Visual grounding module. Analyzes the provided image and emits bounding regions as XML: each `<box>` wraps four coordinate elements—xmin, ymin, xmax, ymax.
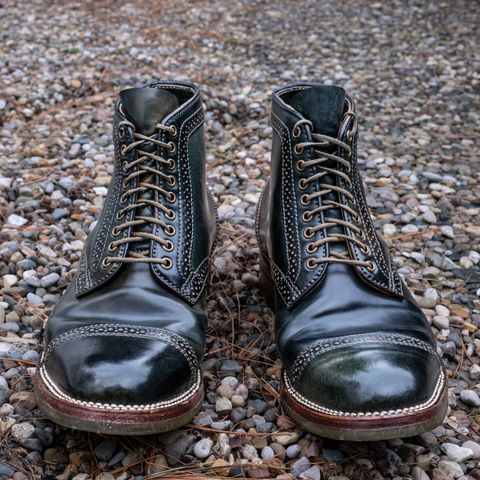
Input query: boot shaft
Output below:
<box><xmin>75</xmin><ymin>81</ymin><xmax>216</xmax><ymax>303</ymax></box>
<box><xmin>257</xmin><ymin>83</ymin><xmax>403</xmax><ymax>308</ymax></box>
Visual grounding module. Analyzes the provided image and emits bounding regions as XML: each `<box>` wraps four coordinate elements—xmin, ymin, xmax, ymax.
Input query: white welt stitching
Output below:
<box><xmin>284</xmin><ymin>368</ymin><xmax>445</xmax><ymax>417</ymax></box>
<box><xmin>39</xmin><ymin>364</ymin><xmax>201</xmax><ymax>411</ymax></box>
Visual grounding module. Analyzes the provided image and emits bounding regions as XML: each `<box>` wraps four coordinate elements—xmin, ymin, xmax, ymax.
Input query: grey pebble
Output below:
<box><xmin>229</xmin><ymin>407</ymin><xmax>246</xmax><ymax>423</ymax></box>
<box><xmin>300</xmin><ymin>465</ymin><xmax>322</xmax><ymax>480</ymax></box>
<box><xmin>94</xmin><ymin>439</ymin><xmax>118</xmax><ymax>462</ymax></box>
<box><xmin>210</xmin><ymin>420</ymin><xmax>232</xmax><ymax>430</ymax></box>
<box><xmin>286</xmin><ymin>444</ymin><xmax>301</xmax><ymax>459</ymax></box>
<box><xmin>40</xmin><ymin>272</ymin><xmax>60</xmax><ymax>288</ymax></box>
<box><xmin>193</xmin><ymin>438</ymin><xmax>213</xmax><ymax>459</ymax></box>
<box><xmin>0</xmin><ymin>463</ymin><xmax>14</xmax><ymax>478</ymax></box>
<box><xmin>215</xmin><ymin>397</ymin><xmax>232</xmax><ymax>414</ymax></box>
<box><xmin>219</xmin><ymin>359</ymin><xmax>242</xmax><ymax>372</ymax></box>
<box><xmin>460</xmin><ymin>390</ymin><xmax>480</xmax><ymax>407</ymax></box>
<box><xmin>256</xmin><ymin>422</ymin><xmax>273</xmax><ymax>433</ymax></box>
<box><xmin>221</xmin><ymin>376</ymin><xmax>239</xmax><ymax>389</ymax></box>
<box><xmin>11</xmin><ymin>422</ymin><xmax>35</xmax><ymax>440</ymax></box>
<box><xmin>291</xmin><ymin>456</ymin><xmax>311</xmax><ymax>478</ymax></box>
<box><xmin>0</xmin><ymin>322</ymin><xmax>20</xmax><ymax>333</ymax></box>
<box><xmin>27</xmin><ymin>292</ymin><xmax>43</xmax><ymax>305</ymax></box>
<box><xmin>440</xmin><ymin>442</ymin><xmax>473</xmax><ymax>463</ymax></box>
<box><xmin>22</xmin><ymin>350</ymin><xmax>39</xmax><ymax>362</ymax></box>
<box><xmin>52</xmin><ymin>208</ymin><xmax>69</xmax><ymax>220</ymax></box>
<box><xmin>322</xmin><ymin>448</ymin><xmax>344</xmax><ymax>462</ymax></box>
<box><xmin>260</xmin><ymin>446</ymin><xmax>275</xmax><ymax>460</ymax></box>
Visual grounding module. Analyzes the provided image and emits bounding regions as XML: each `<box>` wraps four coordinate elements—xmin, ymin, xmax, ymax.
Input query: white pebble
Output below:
<box><xmin>193</xmin><ymin>438</ymin><xmax>213</xmax><ymax>459</ymax></box>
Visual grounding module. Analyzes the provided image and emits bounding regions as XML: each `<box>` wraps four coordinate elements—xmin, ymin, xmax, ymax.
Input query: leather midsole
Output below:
<box><xmin>34</xmin><ymin>371</ymin><xmax>204</xmax><ymax>424</ymax></box>
<box><xmin>281</xmin><ymin>379</ymin><xmax>448</xmax><ymax>430</ymax></box>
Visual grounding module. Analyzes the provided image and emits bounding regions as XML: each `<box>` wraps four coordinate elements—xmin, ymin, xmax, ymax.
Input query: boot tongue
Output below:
<box><xmin>120</xmin><ymin>87</ymin><xmax>179</xmax><ymax>135</ymax></box>
<box><xmin>289</xmin><ymin>85</ymin><xmax>345</xmax><ymax>137</ymax></box>
<box><xmin>289</xmin><ymin>86</ymin><xmax>349</xmax><ymax>257</ymax></box>
<box><xmin>119</xmin><ymin>87</ymin><xmax>179</xmax><ymax>254</ymax></box>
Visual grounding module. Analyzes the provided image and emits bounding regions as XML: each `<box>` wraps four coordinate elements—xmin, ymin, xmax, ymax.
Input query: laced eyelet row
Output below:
<box><xmin>291</xmin><ymin>118</ymin><xmax>375</xmax><ymax>274</ymax></box>
<box><xmin>161</xmin><ymin>257</ymin><xmax>173</xmax><ymax>269</ymax></box>
<box><xmin>294</xmin><ymin>144</ymin><xmax>304</xmax><ymax>155</ymax></box>
<box><xmin>102</xmin><ymin>121</ymin><xmax>179</xmax><ymax>270</ymax></box>
<box><xmin>299</xmin><ymin>178</ymin><xmax>308</xmax><ymax>190</ymax></box>
<box><xmin>102</xmin><ymin>255</ymin><xmax>173</xmax><ymax>270</ymax></box>
<box><xmin>300</xmin><ymin>194</ymin><xmax>310</xmax><ymax>206</ymax></box>
<box><xmin>304</xmin><ymin>227</ymin><xmax>314</xmax><ymax>239</ymax></box>
<box><xmin>306</xmin><ymin>258</ymin><xmax>375</xmax><ymax>272</ymax></box>
<box><xmin>292</xmin><ymin>125</ymin><xmax>302</xmax><ymax>139</ymax></box>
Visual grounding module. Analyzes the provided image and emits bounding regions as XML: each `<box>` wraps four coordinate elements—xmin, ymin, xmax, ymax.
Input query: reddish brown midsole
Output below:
<box><xmin>282</xmin><ymin>382</ymin><xmax>448</xmax><ymax>430</ymax></box>
<box><xmin>34</xmin><ymin>372</ymin><xmax>203</xmax><ymax>425</ymax></box>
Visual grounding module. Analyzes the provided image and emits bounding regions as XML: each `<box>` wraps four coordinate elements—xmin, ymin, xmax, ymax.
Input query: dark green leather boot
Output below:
<box><xmin>35</xmin><ymin>81</ymin><xmax>217</xmax><ymax>434</ymax></box>
<box><xmin>256</xmin><ymin>83</ymin><xmax>447</xmax><ymax>441</ymax></box>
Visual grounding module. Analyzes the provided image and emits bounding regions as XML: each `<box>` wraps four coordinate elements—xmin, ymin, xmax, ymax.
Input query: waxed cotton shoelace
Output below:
<box><xmin>103</xmin><ymin>120</ymin><xmax>177</xmax><ymax>270</ymax></box>
<box><xmin>293</xmin><ymin>118</ymin><xmax>375</xmax><ymax>271</ymax></box>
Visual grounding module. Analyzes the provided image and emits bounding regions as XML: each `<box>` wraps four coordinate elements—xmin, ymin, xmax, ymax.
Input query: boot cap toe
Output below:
<box><xmin>40</xmin><ymin>324</ymin><xmax>200</xmax><ymax>407</ymax></box>
<box><xmin>287</xmin><ymin>334</ymin><xmax>444</xmax><ymax>415</ymax></box>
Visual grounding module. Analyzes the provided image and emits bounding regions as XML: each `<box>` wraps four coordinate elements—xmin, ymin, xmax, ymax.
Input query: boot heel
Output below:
<box><xmin>259</xmin><ymin>253</ymin><xmax>275</xmax><ymax>309</ymax></box>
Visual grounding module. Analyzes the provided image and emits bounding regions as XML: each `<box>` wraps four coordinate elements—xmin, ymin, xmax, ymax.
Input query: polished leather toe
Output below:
<box><xmin>291</xmin><ymin>340</ymin><xmax>443</xmax><ymax>414</ymax></box>
<box><xmin>43</xmin><ymin>333</ymin><xmax>196</xmax><ymax>405</ymax></box>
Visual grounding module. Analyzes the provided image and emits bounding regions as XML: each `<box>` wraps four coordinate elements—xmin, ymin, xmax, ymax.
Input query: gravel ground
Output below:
<box><xmin>1</xmin><ymin>0</ymin><xmax>479</xmax><ymax>479</ymax></box>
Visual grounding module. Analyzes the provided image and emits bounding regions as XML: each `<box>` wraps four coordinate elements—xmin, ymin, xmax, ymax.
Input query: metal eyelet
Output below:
<box><xmin>165</xmin><ymin>225</ymin><xmax>176</xmax><ymax>236</ymax></box>
<box><xmin>366</xmin><ymin>261</ymin><xmax>376</xmax><ymax>272</ymax></box>
<box><xmin>304</xmin><ymin>227</ymin><xmax>314</xmax><ymax>239</ymax></box>
<box><xmin>307</xmin><ymin>243</ymin><xmax>318</xmax><ymax>254</ymax></box>
<box><xmin>120</xmin><ymin>193</ymin><xmax>128</xmax><ymax>204</ymax></box>
<box><xmin>122</xmin><ymin>161</ymin><xmax>129</xmax><ymax>172</ymax></box>
<box><xmin>294</xmin><ymin>144</ymin><xmax>304</xmax><ymax>155</ymax></box>
<box><xmin>163</xmin><ymin>240</ymin><xmax>174</xmax><ymax>252</ymax></box>
<box><xmin>102</xmin><ymin>257</ymin><xmax>111</xmax><ymax>268</ymax></box>
<box><xmin>300</xmin><ymin>194</ymin><xmax>310</xmax><ymax>206</ymax></box>
<box><xmin>168</xmin><ymin>141</ymin><xmax>176</xmax><ymax>153</ymax></box>
<box><xmin>352</xmin><ymin>213</ymin><xmax>360</xmax><ymax>223</ymax></box>
<box><xmin>167</xmin><ymin>159</ymin><xmax>176</xmax><ymax>169</ymax></box>
<box><xmin>108</xmin><ymin>242</ymin><xmax>117</xmax><ymax>252</ymax></box>
<box><xmin>167</xmin><ymin>176</ymin><xmax>176</xmax><ymax>187</ymax></box>
<box><xmin>303</xmin><ymin>211</ymin><xmax>313</xmax><ymax>222</ymax></box>
<box><xmin>351</xmin><ymin>197</ymin><xmax>356</xmax><ymax>206</ymax></box>
<box><xmin>118</xmin><ymin>126</ymin><xmax>126</xmax><ymax>140</ymax></box>
<box><xmin>360</xmin><ymin>245</ymin><xmax>370</xmax><ymax>255</ymax></box>
<box><xmin>167</xmin><ymin>192</ymin><xmax>176</xmax><ymax>203</ymax></box>
<box><xmin>112</xmin><ymin>226</ymin><xmax>121</xmax><ymax>236</ymax></box>
<box><xmin>299</xmin><ymin>178</ymin><xmax>308</xmax><ymax>190</ymax></box>
<box><xmin>116</xmin><ymin>210</ymin><xmax>125</xmax><ymax>220</ymax></box>
<box><xmin>306</xmin><ymin>258</ymin><xmax>317</xmax><ymax>270</ymax></box>
<box><xmin>121</xmin><ymin>144</ymin><xmax>128</xmax><ymax>157</ymax></box>
<box><xmin>292</xmin><ymin>125</ymin><xmax>301</xmax><ymax>138</ymax></box>
<box><xmin>347</xmin><ymin>130</ymin><xmax>354</xmax><ymax>142</ymax></box>
<box><xmin>357</xmin><ymin>230</ymin><xmax>365</xmax><ymax>240</ymax></box>
<box><xmin>166</xmin><ymin>210</ymin><xmax>176</xmax><ymax>220</ymax></box>
<box><xmin>122</xmin><ymin>178</ymin><xmax>129</xmax><ymax>188</ymax></box>
<box><xmin>297</xmin><ymin>160</ymin><xmax>306</xmax><ymax>172</ymax></box>
<box><xmin>346</xmin><ymin>164</ymin><xmax>352</xmax><ymax>172</ymax></box>
<box><xmin>169</xmin><ymin>125</ymin><xmax>177</xmax><ymax>137</ymax></box>
<box><xmin>162</xmin><ymin>257</ymin><xmax>173</xmax><ymax>269</ymax></box>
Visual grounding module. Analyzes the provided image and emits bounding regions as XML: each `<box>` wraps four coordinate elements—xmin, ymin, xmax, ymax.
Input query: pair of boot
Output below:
<box><xmin>34</xmin><ymin>81</ymin><xmax>447</xmax><ymax>441</ymax></box>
